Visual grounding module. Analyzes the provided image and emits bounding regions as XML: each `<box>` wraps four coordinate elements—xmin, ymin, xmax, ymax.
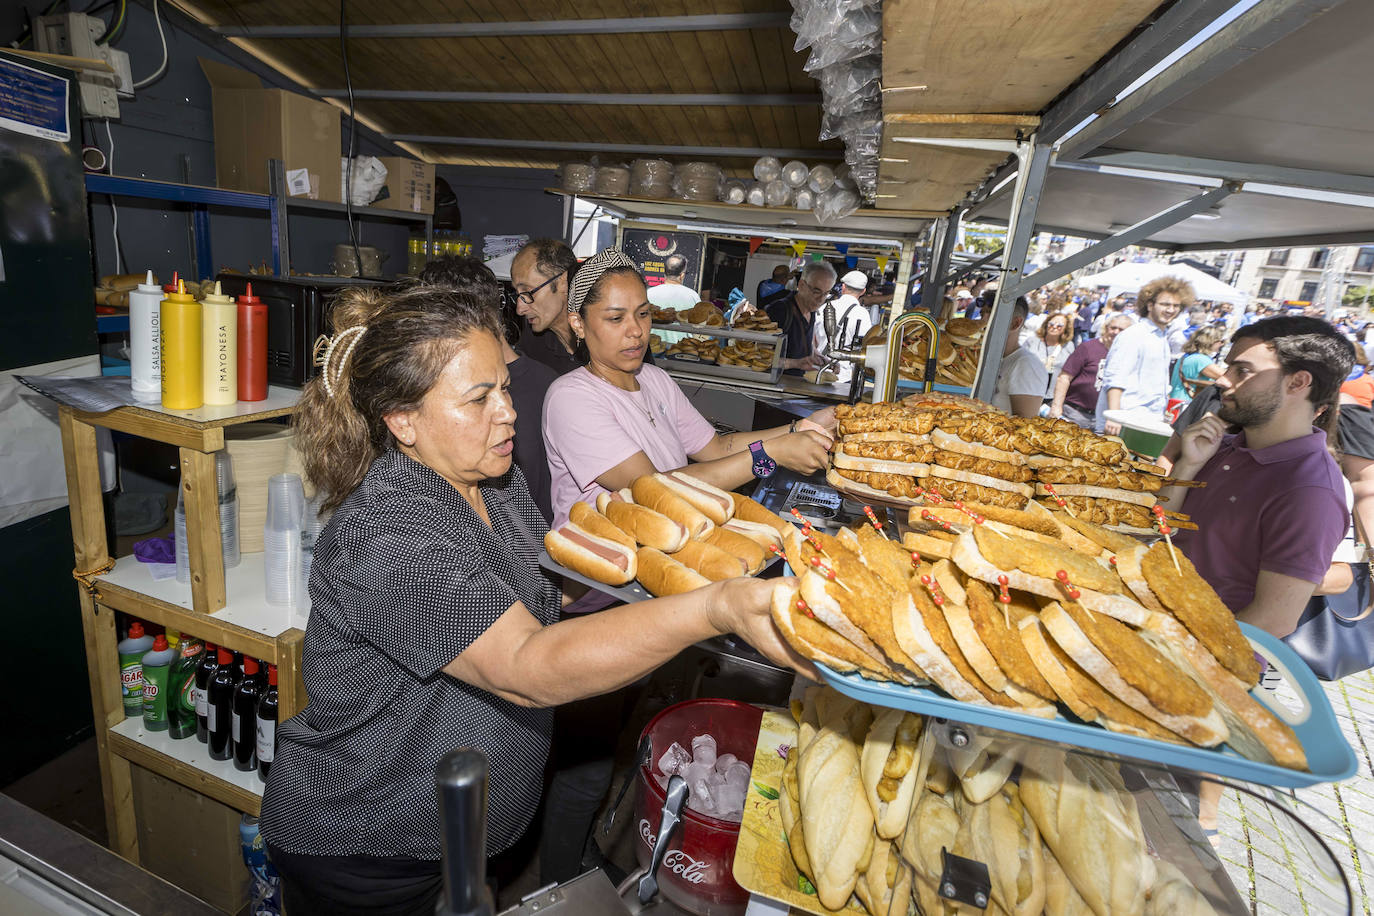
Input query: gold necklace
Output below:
<box><xmin>588</xmin><ymin>363</ymin><xmax>655</xmax><ymax>426</ymax></box>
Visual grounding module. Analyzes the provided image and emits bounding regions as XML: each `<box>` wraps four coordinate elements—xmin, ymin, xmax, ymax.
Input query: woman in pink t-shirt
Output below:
<box><xmin>542</xmin><ymin>249</ymin><xmax>836</xmax><ymax>525</ymax></box>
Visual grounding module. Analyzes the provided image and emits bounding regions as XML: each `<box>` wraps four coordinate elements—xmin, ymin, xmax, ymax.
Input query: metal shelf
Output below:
<box><xmin>284</xmin><ymin>195</ymin><xmax>434</xmax><ymax>222</ymax></box>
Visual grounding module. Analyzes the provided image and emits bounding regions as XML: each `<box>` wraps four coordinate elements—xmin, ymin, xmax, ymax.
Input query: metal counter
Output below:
<box><xmin>0</xmin><ymin>794</ymin><xmax>220</xmax><ymax>916</ymax></box>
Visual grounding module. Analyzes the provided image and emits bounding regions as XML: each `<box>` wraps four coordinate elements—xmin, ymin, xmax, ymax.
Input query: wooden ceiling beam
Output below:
<box><xmin>383</xmin><ymin>135</ymin><xmax>844</xmax><ymax>159</ymax></box>
<box><xmin>312</xmin><ymin>90</ymin><xmax>821</xmax><ymax>106</ymax></box>
<box><xmin>215</xmin><ymin>13</ymin><xmax>791</xmax><ymax>39</ymax></box>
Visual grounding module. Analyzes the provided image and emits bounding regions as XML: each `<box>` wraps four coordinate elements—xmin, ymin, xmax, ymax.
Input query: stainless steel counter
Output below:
<box><xmin>0</xmin><ymin>794</ymin><xmax>220</xmax><ymax>916</ymax></box>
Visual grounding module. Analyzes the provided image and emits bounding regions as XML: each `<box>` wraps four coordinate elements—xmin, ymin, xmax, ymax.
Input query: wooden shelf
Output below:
<box><xmin>96</xmin><ymin>553</ymin><xmax>306</xmax><ymax>664</ymax></box>
<box><xmin>70</xmin><ymin>386</ymin><xmax>299</xmax><ymax>451</ymax></box>
<box><xmin>108</xmin><ymin>717</ymin><xmax>263</xmax><ymax>815</ymax></box>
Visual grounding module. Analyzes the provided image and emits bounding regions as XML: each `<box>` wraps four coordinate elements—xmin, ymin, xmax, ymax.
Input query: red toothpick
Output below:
<box><xmin>1055</xmin><ymin>569</ymin><xmax>1081</xmax><ymax>600</ymax></box>
<box><xmin>1154</xmin><ymin>509</ymin><xmax>1182</xmax><ymax>574</ymax></box>
<box><xmin>795</xmin><ymin>597</ymin><xmax>815</xmax><ymax>619</ymax></box>
<box><xmin>997</xmin><ymin>574</ymin><xmax>1012</xmax><ymax>626</ymax></box>
<box><xmin>920</xmin><ymin>574</ymin><xmax>945</xmax><ymax>606</ymax></box>
<box><xmin>810</xmin><ymin>555</ymin><xmax>851</xmax><ymax>591</ymax></box>
<box><xmin>1044</xmin><ymin>482</ymin><xmax>1077</xmax><ymax>518</ymax></box>
<box><xmin>1108</xmin><ymin>555</ymin><xmax>1118</xmax><ymax>566</ymax></box>
<box><xmin>863</xmin><ymin>506</ymin><xmax>889</xmax><ymax>539</ymax></box>
<box><xmin>910</xmin><ymin>551</ymin><xmax>922</xmax><ymax>569</ymax></box>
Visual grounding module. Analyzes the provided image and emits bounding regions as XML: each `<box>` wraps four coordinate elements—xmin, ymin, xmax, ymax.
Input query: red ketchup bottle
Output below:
<box><xmin>236</xmin><ymin>282</ymin><xmax>268</xmax><ymax>401</ymax></box>
<box><xmin>162</xmin><ymin>270</ymin><xmax>180</xmax><ymax>295</ymax></box>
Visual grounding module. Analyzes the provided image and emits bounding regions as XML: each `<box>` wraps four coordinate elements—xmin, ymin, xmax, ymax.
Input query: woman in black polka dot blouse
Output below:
<box><xmin>256</xmin><ymin>283</ymin><xmax>807</xmax><ymax>915</ymax></box>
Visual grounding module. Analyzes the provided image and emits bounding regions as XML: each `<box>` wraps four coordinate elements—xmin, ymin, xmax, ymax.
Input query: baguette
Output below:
<box><xmin>931</xmin><ymin>426</ymin><xmax>1026</xmax><ymax>465</ymax></box>
<box><xmin>700</xmin><ymin>526</ymin><xmax>766</xmax><ymax>575</ymax></box>
<box><xmin>729</xmin><ymin>492</ymin><xmax>789</xmax><ymax>536</ymax></box>
<box><xmin>1019</xmin><ymin>747</ymin><xmax>1152</xmax><ymax>916</ymax></box>
<box><xmin>954</xmin><ymin>784</ymin><xmax>1046</xmax><ymax>916</ymax></box>
<box><xmin>1044</xmin><ymin>842</ymin><xmax>1095</xmax><ymax>916</ymax></box>
<box><xmin>903</xmin><ymin>793</ymin><xmax>962</xmax><ymax>916</ymax></box>
<box><xmin>602</xmin><ymin>500</ymin><xmax>689</xmax><ymax>552</ymax></box>
<box><xmin>853</xmin><ymin>839</ymin><xmax>912</xmax><ymax>916</ymax></box>
<box><xmin>670</xmin><ymin>539</ymin><xmax>746</xmax><ymax>581</ymax></box>
<box><xmin>947</xmin><ymin>736</ymin><xmax>1021</xmax><ymax>804</ymax></box>
<box><xmin>1034</xmin><ymin>482</ymin><xmax>1159</xmax><ymax>508</ymax></box>
<box><xmin>796</xmin><ymin>689</ymin><xmax>874</xmax><ymax>911</ymax></box>
<box><xmin>633</xmin><ymin>474</ymin><xmax>714</xmax><ymax>538</ymax></box>
<box><xmin>544</xmin><ymin>522</ymin><xmax>637</xmax><ymax>586</ymax></box>
<box><xmin>859</xmin><ymin>708</ymin><xmax>928</xmax><ymax>839</ymax></box>
<box><xmin>635</xmin><ymin>547</ymin><xmax>710</xmax><ymax>596</ymax></box>
<box><xmin>832</xmin><ymin>448</ymin><xmax>931</xmax><ymax>479</ymax></box>
<box><xmin>568</xmin><ymin>501</ymin><xmax>636</xmax><ymax>551</ymax></box>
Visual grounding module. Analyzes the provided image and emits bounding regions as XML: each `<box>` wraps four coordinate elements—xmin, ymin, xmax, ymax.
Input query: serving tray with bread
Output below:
<box><xmin>735</xmin><ymin>687</ymin><xmax>1270</xmax><ymax>916</ymax></box>
<box><xmin>541</xmin><ymin>471</ymin><xmax>791</xmax><ymax>599</ymax></box>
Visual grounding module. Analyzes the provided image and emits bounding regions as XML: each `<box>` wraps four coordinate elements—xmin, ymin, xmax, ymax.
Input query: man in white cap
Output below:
<box><xmin>813</xmin><ymin>269</ymin><xmax>873</xmax><ymax>383</ymax></box>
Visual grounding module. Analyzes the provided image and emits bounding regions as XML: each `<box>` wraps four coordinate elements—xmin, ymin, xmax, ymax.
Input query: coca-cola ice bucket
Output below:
<box><xmin>634</xmin><ymin>699</ymin><xmax>763</xmax><ymax>916</ymax></box>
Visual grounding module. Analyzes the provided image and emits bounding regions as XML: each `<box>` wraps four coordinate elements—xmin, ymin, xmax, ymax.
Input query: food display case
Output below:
<box><xmin>652</xmin><ymin>321</ymin><xmax>787</xmax><ymax>386</ymax></box>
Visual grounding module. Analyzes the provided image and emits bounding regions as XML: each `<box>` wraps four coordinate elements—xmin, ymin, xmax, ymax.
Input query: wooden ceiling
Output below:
<box><xmin>181</xmin><ymin>0</ymin><xmax>839</xmax><ymax>171</ymax></box>
<box><xmin>180</xmin><ymin>0</ymin><xmax>1169</xmax><ymax>213</ymax></box>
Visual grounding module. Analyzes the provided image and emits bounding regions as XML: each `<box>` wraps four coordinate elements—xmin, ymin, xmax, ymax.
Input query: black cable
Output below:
<box><xmin>339</xmin><ymin>0</ymin><xmax>362</xmax><ymax>278</ymax></box>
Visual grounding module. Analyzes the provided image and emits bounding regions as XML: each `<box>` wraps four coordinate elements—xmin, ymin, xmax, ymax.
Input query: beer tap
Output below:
<box><xmin>819</xmin><ymin>297</ymin><xmax>871</xmax><ymax>404</ymax></box>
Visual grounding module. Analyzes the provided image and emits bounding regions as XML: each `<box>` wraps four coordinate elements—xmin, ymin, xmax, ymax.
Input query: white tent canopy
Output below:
<box><xmin>1076</xmin><ymin>261</ymin><xmax>1249</xmax><ymax>305</ymax></box>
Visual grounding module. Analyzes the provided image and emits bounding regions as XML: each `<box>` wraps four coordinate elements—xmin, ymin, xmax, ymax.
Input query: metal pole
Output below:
<box><xmin>973</xmin><ymin>140</ymin><xmax>1053</xmax><ymax>404</ymax></box>
<box><xmin>269</xmin><ymin>158</ymin><xmax>290</xmax><ymax>277</ymax></box>
<box><xmin>927</xmin><ymin>209</ymin><xmax>962</xmax><ymax>313</ymax></box>
<box><xmin>888</xmin><ymin>238</ymin><xmax>916</xmax><ymax>330</ymax></box>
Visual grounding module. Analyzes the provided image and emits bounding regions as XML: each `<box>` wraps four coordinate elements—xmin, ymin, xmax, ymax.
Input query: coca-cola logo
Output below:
<box><xmin>637</xmin><ymin>819</ymin><xmax>708</xmax><ymax>885</ymax></box>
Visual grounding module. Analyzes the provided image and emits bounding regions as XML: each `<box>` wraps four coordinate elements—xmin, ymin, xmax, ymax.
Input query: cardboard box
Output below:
<box><xmin>199</xmin><ymin>58</ymin><xmax>341</xmax><ymax>202</ymax></box>
<box><xmin>131</xmin><ymin>763</ymin><xmax>251</xmax><ymax>913</ymax></box>
<box><xmin>370</xmin><ymin>155</ymin><xmax>436</xmax><ymax>214</ymax></box>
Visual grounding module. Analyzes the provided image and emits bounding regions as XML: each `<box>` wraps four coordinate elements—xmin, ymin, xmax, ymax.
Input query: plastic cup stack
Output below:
<box><xmin>217</xmin><ymin>451</ymin><xmax>241</xmax><ymax>570</ymax></box>
<box><xmin>174</xmin><ymin>488</ymin><xmax>190</xmax><ymax>584</ymax></box>
<box><xmin>264</xmin><ymin>474</ymin><xmax>305</xmax><ymax>607</ymax></box>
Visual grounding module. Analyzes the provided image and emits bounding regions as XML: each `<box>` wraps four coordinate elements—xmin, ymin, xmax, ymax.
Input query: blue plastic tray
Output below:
<box><xmin>817</xmin><ymin>623</ymin><xmax>1357</xmax><ymax>789</ymax></box>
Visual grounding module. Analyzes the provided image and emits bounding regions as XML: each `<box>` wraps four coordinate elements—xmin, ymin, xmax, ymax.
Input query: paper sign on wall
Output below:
<box><xmin>0</xmin><ymin>57</ymin><xmax>70</xmax><ymax>142</ymax></box>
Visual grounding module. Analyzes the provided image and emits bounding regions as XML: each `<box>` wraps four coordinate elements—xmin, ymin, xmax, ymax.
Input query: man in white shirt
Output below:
<box><xmin>813</xmin><ymin>270</ymin><xmax>873</xmax><ymax>383</ymax></box>
<box><xmin>646</xmin><ymin>254</ymin><xmax>702</xmax><ymax>311</ymax></box>
<box><xmin>992</xmin><ymin>296</ymin><xmax>1048</xmax><ymax>417</ymax></box>
<box><xmin>1095</xmin><ymin>277</ymin><xmax>1192</xmax><ymax>434</ymax></box>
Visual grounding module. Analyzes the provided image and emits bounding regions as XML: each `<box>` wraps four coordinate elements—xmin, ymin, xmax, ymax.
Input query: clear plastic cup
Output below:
<box><xmin>174</xmin><ymin>488</ymin><xmax>189</xmax><ymax>584</ymax></box>
<box><xmin>217</xmin><ymin>451</ymin><xmax>240</xmax><ymax>570</ymax></box>
<box><xmin>264</xmin><ymin>474</ymin><xmax>305</xmax><ymax>607</ymax></box>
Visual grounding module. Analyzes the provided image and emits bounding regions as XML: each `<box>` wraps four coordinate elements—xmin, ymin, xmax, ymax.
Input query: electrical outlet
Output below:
<box><xmin>109</xmin><ymin>48</ymin><xmax>134</xmax><ymax>97</ymax></box>
<box><xmin>34</xmin><ymin>12</ymin><xmax>123</xmax><ymax>119</ymax></box>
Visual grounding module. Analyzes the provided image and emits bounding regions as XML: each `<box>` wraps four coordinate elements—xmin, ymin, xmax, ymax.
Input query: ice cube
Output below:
<box><xmin>707</xmin><ymin>770</ymin><xmax>727</xmax><ymax>790</ymax></box>
<box><xmin>681</xmin><ymin>761</ymin><xmax>711</xmax><ymax>790</ymax></box>
<box><xmin>725</xmin><ymin>761</ymin><xmax>751</xmax><ymax>787</ymax></box>
<box><xmin>658</xmin><ymin>742</ymin><xmax>691</xmax><ymax>777</ymax></box>
<box><xmin>691</xmin><ymin>734</ymin><xmax>717</xmax><ymax>768</ymax></box>
<box><xmin>715</xmin><ymin>783</ymin><xmax>746</xmax><ymax>821</ymax></box>
<box><xmin>688</xmin><ymin>776</ymin><xmax>716</xmax><ymax>815</ymax></box>
<box><xmin>714</xmin><ymin>753</ymin><xmax>738</xmax><ymax>773</ymax></box>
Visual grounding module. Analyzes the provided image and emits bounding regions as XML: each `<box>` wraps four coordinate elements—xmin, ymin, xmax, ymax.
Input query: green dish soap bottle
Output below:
<box><xmin>168</xmin><ymin>635</ymin><xmax>205</xmax><ymax>739</ymax></box>
<box><xmin>141</xmin><ymin>634</ymin><xmax>177</xmax><ymax>731</ymax></box>
<box><xmin>117</xmin><ymin>621</ymin><xmax>154</xmax><ymax>718</ymax></box>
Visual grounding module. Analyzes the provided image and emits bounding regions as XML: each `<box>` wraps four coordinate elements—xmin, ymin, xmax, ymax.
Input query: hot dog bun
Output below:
<box><xmin>672</xmin><ymin>539</ymin><xmax>747</xmax><ymax>581</ymax></box>
<box><xmin>544</xmin><ymin>522</ymin><xmax>637</xmax><ymax>586</ymax></box>
<box><xmin>632</xmin><ymin>474</ymin><xmax>714</xmax><ymax>538</ymax></box>
<box><xmin>723</xmin><ymin>519</ymin><xmax>782</xmax><ymax>552</ymax></box>
<box><xmin>568</xmin><ymin>501</ymin><xmax>636</xmax><ymax>551</ymax></box>
<box><xmin>701</xmin><ymin>526</ymin><xmax>767</xmax><ymax>574</ymax></box>
<box><xmin>664</xmin><ymin>470</ymin><xmax>734</xmax><ymax>525</ymax></box>
<box><xmin>602</xmin><ymin>500</ymin><xmax>689</xmax><ymax>553</ymax></box>
<box><xmin>635</xmin><ymin>547</ymin><xmax>711</xmax><ymax>596</ymax></box>
<box><xmin>594</xmin><ymin>488</ymin><xmax>635</xmax><ymax>514</ymax></box>
<box><xmin>729</xmin><ymin>492</ymin><xmax>789</xmax><ymax>536</ymax></box>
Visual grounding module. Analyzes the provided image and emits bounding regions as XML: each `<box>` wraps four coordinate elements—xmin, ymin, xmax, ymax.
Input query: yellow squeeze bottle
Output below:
<box><xmin>200</xmin><ymin>281</ymin><xmax>238</xmax><ymax>406</ymax></box>
<box><xmin>161</xmin><ymin>279</ymin><xmax>203</xmax><ymax>409</ymax></box>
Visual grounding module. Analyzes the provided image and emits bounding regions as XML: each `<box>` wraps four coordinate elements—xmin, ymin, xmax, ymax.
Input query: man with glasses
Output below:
<box><xmin>511</xmin><ymin>238</ymin><xmax>582</xmax><ymax>375</ymax></box>
<box><xmin>765</xmin><ymin>261</ymin><xmax>836</xmax><ymax>373</ymax></box>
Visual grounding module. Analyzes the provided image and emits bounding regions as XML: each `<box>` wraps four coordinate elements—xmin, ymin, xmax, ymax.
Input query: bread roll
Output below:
<box><xmin>953</xmin><ymin>784</ymin><xmax>1045</xmax><ymax>916</ymax></box>
<box><xmin>670</xmin><ymin>539</ymin><xmax>746</xmax><ymax>581</ymax></box>
<box><xmin>700</xmin><ymin>526</ymin><xmax>767</xmax><ymax>575</ymax></box>
<box><xmin>903</xmin><ymin>792</ymin><xmax>962</xmax><ymax>916</ymax></box>
<box><xmin>797</xmin><ymin>688</ymin><xmax>874</xmax><ymax>911</ymax></box>
<box><xmin>665</xmin><ymin>470</ymin><xmax>734</xmax><ymax>525</ymax></box>
<box><xmin>568</xmin><ymin>501</ymin><xmax>636</xmax><ymax>551</ymax></box>
<box><xmin>602</xmin><ymin>501</ymin><xmax>689</xmax><ymax>553</ymax></box>
<box><xmin>729</xmin><ymin>492</ymin><xmax>789</xmax><ymax>536</ymax></box>
<box><xmin>635</xmin><ymin>547</ymin><xmax>710</xmax><ymax>596</ymax></box>
<box><xmin>544</xmin><ymin>523</ymin><xmax>637</xmax><ymax>586</ymax></box>
<box><xmin>1019</xmin><ymin>747</ymin><xmax>1151</xmax><ymax>916</ymax></box>
<box><xmin>632</xmin><ymin>474</ymin><xmax>714</xmax><ymax>538</ymax></box>
<box><xmin>859</xmin><ymin>708</ymin><xmax>927</xmax><ymax>839</ymax></box>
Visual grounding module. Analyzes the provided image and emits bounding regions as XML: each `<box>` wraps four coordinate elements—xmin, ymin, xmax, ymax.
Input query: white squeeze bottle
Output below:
<box><xmin>129</xmin><ymin>270</ymin><xmax>163</xmax><ymax>403</ymax></box>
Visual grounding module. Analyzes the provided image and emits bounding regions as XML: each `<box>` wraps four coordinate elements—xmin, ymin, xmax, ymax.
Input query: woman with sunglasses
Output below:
<box><xmin>1023</xmin><ymin>309</ymin><xmax>1077</xmax><ymax>398</ymax></box>
<box><xmin>542</xmin><ymin>248</ymin><xmax>836</xmax><ymax>527</ymax></box>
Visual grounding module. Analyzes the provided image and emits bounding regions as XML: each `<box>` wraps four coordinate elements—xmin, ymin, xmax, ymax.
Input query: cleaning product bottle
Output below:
<box><xmin>207</xmin><ymin>646</ymin><xmax>237</xmax><ymax>761</ymax></box>
<box><xmin>168</xmin><ymin>634</ymin><xmax>204</xmax><ymax>740</ymax></box>
<box><xmin>233</xmin><ymin>657</ymin><xmax>264</xmax><ymax>772</ymax></box>
<box><xmin>256</xmin><ymin>664</ymin><xmax>278</xmax><ymax>782</ymax></box>
<box><xmin>141</xmin><ymin>634</ymin><xmax>177</xmax><ymax>731</ymax></box>
<box><xmin>161</xmin><ymin>278</ymin><xmax>203</xmax><ymax>409</ymax></box>
<box><xmin>195</xmin><ymin>641</ymin><xmax>218</xmax><ymax>743</ymax></box>
<box><xmin>129</xmin><ymin>270</ymin><xmax>162</xmax><ymax>404</ymax></box>
<box><xmin>117</xmin><ymin>621</ymin><xmax>155</xmax><ymax>718</ymax></box>
<box><xmin>236</xmin><ymin>283</ymin><xmax>268</xmax><ymax>402</ymax></box>
<box><xmin>201</xmin><ymin>281</ymin><xmax>238</xmax><ymax>406</ymax></box>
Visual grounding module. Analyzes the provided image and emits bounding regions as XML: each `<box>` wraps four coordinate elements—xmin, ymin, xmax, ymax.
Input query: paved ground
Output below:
<box><xmin>1216</xmin><ymin>669</ymin><xmax>1374</xmax><ymax>915</ymax></box>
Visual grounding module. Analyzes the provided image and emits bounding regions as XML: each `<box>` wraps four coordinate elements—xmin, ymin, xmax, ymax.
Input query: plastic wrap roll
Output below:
<box><xmin>593</xmin><ymin>165</ymin><xmax>631</xmax><ymax>196</ymax></box>
<box><xmin>807</xmin><ymin>164</ymin><xmax>836</xmax><ymax>194</ymax></box>
<box><xmin>753</xmin><ymin>156</ymin><xmax>782</xmax><ymax>182</ymax></box>
<box><xmin>630</xmin><ymin>158</ymin><xmax>674</xmax><ymax>198</ymax></box>
<box><xmin>559</xmin><ymin>162</ymin><xmax>596</xmax><ymax>193</ymax></box>
<box><xmin>763</xmin><ymin>178</ymin><xmax>790</xmax><ymax>207</ymax></box>
<box><xmin>721</xmin><ymin>179</ymin><xmax>747</xmax><ymax>204</ymax></box>
<box><xmin>793</xmin><ymin>187</ymin><xmax>816</xmax><ymax>210</ymax></box>
<box><xmin>781</xmin><ymin>159</ymin><xmax>810</xmax><ymax>188</ymax></box>
<box><xmin>814</xmin><ymin>186</ymin><xmax>861</xmax><ymax>223</ymax></box>
<box><xmin>745</xmin><ymin>183</ymin><xmax>767</xmax><ymax>206</ymax></box>
<box><xmin>674</xmin><ymin>161</ymin><xmax>724</xmax><ymax>201</ymax></box>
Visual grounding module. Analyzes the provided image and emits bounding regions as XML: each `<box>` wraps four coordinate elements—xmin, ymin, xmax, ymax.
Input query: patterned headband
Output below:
<box><xmin>567</xmin><ymin>247</ymin><xmax>639</xmax><ymax>314</ymax></box>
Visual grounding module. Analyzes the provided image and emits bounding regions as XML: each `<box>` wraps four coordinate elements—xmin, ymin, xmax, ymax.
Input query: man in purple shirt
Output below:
<box><xmin>1049</xmin><ymin>312</ymin><xmax>1133</xmax><ymax>429</ymax></box>
<box><xmin>1163</xmin><ymin>317</ymin><xmax>1354</xmax><ymax>639</ymax></box>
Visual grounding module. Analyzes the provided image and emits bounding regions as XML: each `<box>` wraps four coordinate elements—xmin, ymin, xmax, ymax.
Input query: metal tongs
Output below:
<box><xmin>637</xmin><ymin>775</ymin><xmax>689</xmax><ymax>905</ymax></box>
